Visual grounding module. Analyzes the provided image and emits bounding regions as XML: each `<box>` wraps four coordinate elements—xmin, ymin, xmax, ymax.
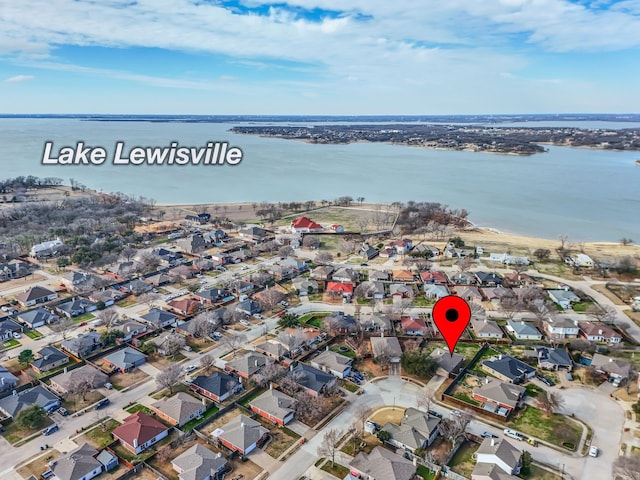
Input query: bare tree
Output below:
<box><xmin>200</xmin><ymin>353</ymin><xmax>215</xmax><ymax>374</ymax></box>
<box><xmin>156</xmin><ymin>364</ymin><xmax>183</xmax><ymax>394</ymax></box>
<box><xmin>139</xmin><ymin>292</ymin><xmax>161</xmax><ymax>308</ymax></box>
<box><xmin>588</xmin><ymin>304</ymin><xmax>618</xmax><ymax>324</ymax></box>
<box><xmin>456</xmin><ymin>257</ymin><xmax>473</xmax><ymax>273</ymax></box>
<box><xmin>257</xmin><ymin>288</ymin><xmax>286</xmax><ymax>311</ymax></box>
<box><xmin>254</xmin><ymin>362</ymin><xmax>286</xmax><ymax>387</ymax></box>
<box><xmin>314</xmin><ymin>252</ymin><xmax>334</xmax><ymax>265</ymax></box>
<box><xmin>317</xmin><ymin>428</ymin><xmax>341</xmax><ymax>466</ymax></box>
<box><xmin>164</xmin><ymin>336</ymin><xmax>186</xmax><ymax>359</ymax></box>
<box><xmin>50</xmin><ymin>316</ymin><xmax>75</xmax><ymax>340</ymax></box>
<box><xmin>440</xmin><ymin>410</ymin><xmax>473</xmax><ymax>446</ymax></box>
<box><xmin>302</xmin><ymin>236</ymin><xmax>320</xmax><ymax>249</ymax></box>
<box><xmin>500</xmin><ymin>290</ymin><xmax>522</xmax><ymax>319</ymax></box>
<box><xmin>190</xmin><ymin>312</ymin><xmax>218</xmax><ymax>338</ymax></box>
<box><xmin>277</xmin><ymin>329</ymin><xmax>307</xmax><ymax>353</ymax></box>
<box><xmin>339</xmin><ymin>238</ymin><xmax>358</xmax><ymax>255</ymax></box>
<box><xmin>469</xmin><ymin>302</ymin><xmax>486</xmax><ymax>319</ymax></box>
<box><xmin>534</xmin><ymin>390</ymin><xmax>564</xmax><ymax>417</ymax></box>
<box><xmin>96</xmin><ymin>309</ymin><xmax>119</xmax><ymax>329</ymax></box>
<box><xmin>121</xmin><ymin>246</ymin><xmax>137</xmax><ymax>262</ymax></box>
<box><xmin>67</xmin><ymin>372</ymin><xmax>94</xmax><ymax>401</ymax></box>
<box><xmin>355</xmin><ymin>218</ymin><xmax>369</xmax><ymax>232</ymax></box>
<box><xmin>222</xmin><ymin>332</ymin><xmax>247</xmax><ymax>358</ymax></box>
<box><xmin>354</xmin><ymin>405</ymin><xmax>372</xmax><ymax>434</ymax></box>
<box><xmin>416</xmin><ymin>392</ymin><xmax>434</xmax><ymax>413</ymax></box>
<box><xmin>613</xmin><ymin>455</ymin><xmax>640</xmax><ymax>480</ymax></box>
<box><xmin>278</xmin><ymin>245</ymin><xmax>295</xmax><ymax>258</ymax></box>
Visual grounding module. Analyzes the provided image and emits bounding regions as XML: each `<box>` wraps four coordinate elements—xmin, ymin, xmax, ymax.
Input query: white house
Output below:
<box><xmin>547</xmin><ymin>289</ymin><xmax>580</xmax><ymax>310</ymax></box>
<box><xmin>572</xmin><ymin>253</ymin><xmax>594</xmax><ymax>268</ymax></box>
<box><xmin>506</xmin><ymin>320</ymin><xmax>543</xmax><ymax>341</ymax></box>
<box><xmin>30</xmin><ymin>238</ymin><xmax>64</xmax><ymax>258</ymax></box>
<box><xmin>474</xmin><ymin>437</ymin><xmax>522</xmax><ymax>477</ymax></box>
<box><xmin>544</xmin><ymin>317</ymin><xmax>580</xmax><ymax>339</ymax></box>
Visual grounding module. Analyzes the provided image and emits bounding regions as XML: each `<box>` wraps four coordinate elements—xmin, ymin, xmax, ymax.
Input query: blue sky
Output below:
<box><xmin>1</xmin><ymin>0</ymin><xmax>640</xmax><ymax>114</ymax></box>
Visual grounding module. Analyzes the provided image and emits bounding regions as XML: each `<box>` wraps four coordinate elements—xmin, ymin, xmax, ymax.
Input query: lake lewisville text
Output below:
<box><xmin>41</xmin><ymin>141</ymin><xmax>243</xmax><ymax>165</ymax></box>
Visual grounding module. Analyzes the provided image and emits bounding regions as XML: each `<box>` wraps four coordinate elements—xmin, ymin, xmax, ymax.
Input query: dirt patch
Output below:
<box><xmin>16</xmin><ymin>449</ymin><xmax>61</xmax><ymax>479</ymax></box>
<box><xmin>591</xmin><ymin>284</ymin><xmax>627</xmax><ymax>306</ymax></box>
<box><xmin>355</xmin><ymin>357</ymin><xmax>386</xmax><ymax>378</ymax></box>
<box><xmin>370</xmin><ymin>408</ymin><xmax>405</xmax><ymax>427</ymax></box>
<box><xmin>61</xmin><ymin>390</ymin><xmax>104</xmax><ymax>413</ymax></box>
<box><xmin>108</xmin><ymin>369</ymin><xmax>149</xmax><ymax>390</ymax></box>
<box><xmin>199</xmin><ymin>409</ymin><xmax>241</xmax><ymax>436</ymax></box>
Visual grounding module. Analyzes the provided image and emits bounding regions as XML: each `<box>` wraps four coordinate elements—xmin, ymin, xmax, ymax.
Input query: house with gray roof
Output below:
<box><xmin>31</xmin><ymin>346</ymin><xmax>69</xmax><ymax>374</ymax></box>
<box><xmin>332</xmin><ymin>267</ymin><xmax>359</xmax><ymax>283</ymax></box>
<box><xmin>534</xmin><ymin>346</ymin><xmax>573</xmax><ymax>371</ymax></box>
<box><xmin>292</xmin><ymin>277</ymin><xmax>319</xmax><ymax>295</ymax></box>
<box><xmin>591</xmin><ymin>353</ymin><xmax>631</xmax><ymax>383</ymax></box>
<box><xmin>474</xmin><ymin>437</ymin><xmax>522</xmax><ymax>478</ymax></box>
<box><xmin>194</xmin><ymin>288</ymin><xmax>234</xmax><ymax>305</ymax></box>
<box><xmin>349</xmin><ymin>446</ymin><xmax>416</xmax><ymax>480</ymax></box>
<box><xmin>547</xmin><ymin>289</ymin><xmax>580</xmax><ymax>310</ymax></box>
<box><xmin>50</xmin><ymin>364</ymin><xmax>108</xmax><ymax>395</ymax></box>
<box><xmin>50</xmin><ymin>443</ymin><xmax>103</xmax><ymax>480</ymax></box>
<box><xmin>430</xmin><ymin>348</ymin><xmax>464</xmax><ymax>377</ymax></box>
<box><xmin>0</xmin><ymin>366</ymin><xmax>18</xmax><ymax>393</ymax></box>
<box><xmin>310</xmin><ymin>349</ymin><xmax>353</xmax><ymax>379</ymax></box>
<box><xmin>151</xmin><ymin>392</ymin><xmax>205</xmax><ymax>427</ymax></box>
<box><xmin>88</xmin><ymin>289</ymin><xmax>124</xmax><ymax>307</ymax></box>
<box><xmin>61</xmin><ymin>331</ymin><xmax>102</xmax><ymax>358</ymax></box>
<box><xmin>60</xmin><ymin>271</ymin><xmax>103</xmax><ymax>293</ymax></box>
<box><xmin>225</xmin><ymin>351</ymin><xmax>271</xmax><ymax>379</ymax></box>
<box><xmin>30</xmin><ymin>238</ymin><xmax>63</xmax><ymax>258</ymax></box>
<box><xmin>370</xmin><ymin>336</ymin><xmax>402</xmax><ymax>363</ymax></box>
<box><xmin>0</xmin><ymin>385</ymin><xmax>60</xmax><ymax>418</ymax></box>
<box><xmin>15</xmin><ymin>286</ymin><xmax>58</xmax><ymax>307</ymax></box>
<box><xmin>0</xmin><ymin>259</ymin><xmax>31</xmax><ymax>282</ymax></box>
<box><xmin>0</xmin><ymin>318</ymin><xmax>23</xmax><ymax>340</ymax></box>
<box><xmin>255</xmin><ymin>339</ymin><xmax>289</xmax><ymax>360</ymax></box>
<box><xmin>177</xmin><ymin>234</ymin><xmax>208</xmax><ymax>254</ymax></box>
<box><xmin>358</xmin><ymin>314</ymin><xmax>392</xmax><ymax>333</ymax></box>
<box><xmin>235</xmin><ymin>299</ymin><xmax>261</xmax><ymax>316</ymax></box>
<box><xmin>172</xmin><ymin>443</ymin><xmax>228</xmax><ymax>480</ymax></box>
<box><xmin>310</xmin><ymin>265</ymin><xmax>334</xmax><ymax>281</ymax></box>
<box><xmin>482</xmin><ymin>355</ymin><xmax>536</xmax><ymax>384</ymax></box>
<box><xmin>141</xmin><ymin>308</ymin><xmax>178</xmax><ymax>329</ymax></box>
<box><xmin>213</xmin><ymin>414</ymin><xmax>269</xmax><ymax>455</ymax></box>
<box><xmin>472</xmin><ymin>378</ymin><xmax>526</xmax><ymax>416</ymax></box>
<box><xmin>190</xmin><ymin>372</ymin><xmax>240</xmax><ymax>403</ymax></box>
<box><xmin>56</xmin><ymin>298</ymin><xmax>97</xmax><ymax>318</ymax></box>
<box><xmin>17</xmin><ymin>307</ymin><xmax>60</xmax><ymax>328</ymax></box>
<box><xmin>383</xmin><ymin>407</ymin><xmax>441</xmax><ymax>452</ymax></box>
<box><xmin>290</xmin><ymin>363</ymin><xmax>336</xmax><ymax>397</ymax></box>
<box><xmin>116</xmin><ymin>320</ymin><xmax>147</xmax><ymax>342</ymax></box>
<box><xmin>454</xmin><ymin>285</ymin><xmax>483</xmax><ymax>303</ymax></box>
<box><xmin>424</xmin><ymin>284</ymin><xmax>449</xmax><ymax>299</ymax></box>
<box><xmin>471</xmin><ymin>319</ymin><xmax>504</xmax><ymax>339</ymax></box>
<box><xmin>544</xmin><ymin>317</ymin><xmax>579</xmax><ymax>339</ymax></box>
<box><xmin>238</xmin><ymin>226</ymin><xmax>268</xmax><ymax>241</ymax></box>
<box><xmin>103</xmin><ymin>347</ymin><xmax>146</xmax><ymax>373</ymax></box>
<box><xmin>505</xmin><ymin>320</ymin><xmax>542</xmax><ymax>341</ymax></box>
<box><xmin>250</xmin><ymin>387</ymin><xmax>296</xmax><ymax>426</ymax></box>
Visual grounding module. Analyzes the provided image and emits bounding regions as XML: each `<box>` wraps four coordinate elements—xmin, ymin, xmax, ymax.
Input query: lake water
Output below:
<box><xmin>1</xmin><ymin>118</ymin><xmax>639</xmax><ymax>241</ymax></box>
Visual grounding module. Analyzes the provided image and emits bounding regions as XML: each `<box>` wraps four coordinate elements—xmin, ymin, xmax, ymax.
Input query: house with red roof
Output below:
<box><xmin>167</xmin><ymin>297</ymin><xmax>202</xmax><ymax>316</ymax></box>
<box><xmin>323</xmin><ymin>282</ymin><xmax>354</xmax><ymax>302</ymax></box>
<box><xmin>290</xmin><ymin>217</ymin><xmax>324</xmax><ymax>233</ymax></box>
<box><xmin>327</xmin><ymin>224</ymin><xmax>344</xmax><ymax>233</ymax></box>
<box><xmin>401</xmin><ymin>317</ymin><xmax>428</xmax><ymax>336</ymax></box>
<box><xmin>111</xmin><ymin>411</ymin><xmax>170</xmax><ymax>454</ymax></box>
<box><xmin>386</xmin><ymin>239</ymin><xmax>413</xmax><ymax>255</ymax></box>
<box><xmin>420</xmin><ymin>271</ymin><xmax>449</xmax><ymax>284</ymax></box>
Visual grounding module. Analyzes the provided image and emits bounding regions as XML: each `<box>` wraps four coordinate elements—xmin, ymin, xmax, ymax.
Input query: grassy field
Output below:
<box><xmin>416</xmin><ymin>465</ymin><xmax>437</xmax><ymax>480</ymax></box>
<box><xmin>330</xmin><ymin>344</ymin><xmax>356</xmax><ymax>358</ymax></box>
<box><xmin>526</xmin><ymin>464</ymin><xmax>563</xmax><ymax>479</ymax></box>
<box><xmin>83</xmin><ymin>419</ymin><xmax>121</xmax><ymax>448</ymax></box>
<box><xmin>2</xmin><ymin>416</ymin><xmax>53</xmax><ymax>445</ymax></box>
<box><xmin>509</xmin><ymin>406</ymin><xmax>582</xmax><ymax>450</ymax></box>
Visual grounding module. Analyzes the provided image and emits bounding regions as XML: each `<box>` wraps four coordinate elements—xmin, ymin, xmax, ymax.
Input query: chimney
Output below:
<box><xmin>491</xmin><ymin>438</ymin><xmax>496</xmax><ymax>447</ymax></box>
<box><xmin>270</xmin><ymin>382</ymin><xmax>273</xmax><ymax>390</ymax></box>
<box><xmin>598</xmin><ymin>329</ymin><xmax>603</xmax><ymax>335</ymax></box>
<box><xmin>133</xmin><ymin>438</ymin><xmax>138</xmax><ymax>449</ymax></box>
<box><xmin>12</xmin><ymin>389</ymin><xmax>17</xmax><ymax>396</ymax></box>
<box><xmin>485</xmin><ymin>377</ymin><xmax>489</xmax><ymax>384</ymax></box>
<box><xmin>498</xmin><ymin>354</ymin><xmax>503</xmax><ymax>360</ymax></box>
<box><xmin>63</xmin><ymin>367</ymin><xmax>68</xmax><ymax>374</ymax></box>
<box><xmin>202</xmin><ymin>397</ymin><xmax>206</xmax><ymax>406</ymax></box>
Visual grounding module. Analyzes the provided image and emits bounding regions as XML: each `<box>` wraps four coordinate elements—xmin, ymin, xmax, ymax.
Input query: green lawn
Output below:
<box><xmin>572</xmin><ymin>301</ymin><xmax>592</xmax><ymax>313</ymax></box>
<box><xmin>448</xmin><ymin>440</ymin><xmax>479</xmax><ymax>478</ymax></box>
<box><xmin>2</xmin><ymin>416</ymin><xmax>53</xmax><ymax>445</ymax></box>
<box><xmin>72</xmin><ymin>312</ymin><xmax>96</xmax><ymax>323</ymax></box>
<box><xmin>2</xmin><ymin>339</ymin><xmax>20</xmax><ymax>349</ymax></box>
<box><xmin>299</xmin><ymin>312</ymin><xmax>330</xmax><ymax>328</ymax></box>
<box><xmin>320</xmin><ymin>461</ymin><xmax>350</xmax><ymax>478</ymax></box>
<box><xmin>341</xmin><ymin>380</ymin><xmax>360</xmax><ymax>393</ymax></box>
<box><xmin>416</xmin><ymin>465</ymin><xmax>437</xmax><ymax>480</ymax></box>
<box><xmin>181</xmin><ymin>405</ymin><xmax>220</xmax><ymax>431</ymax></box>
<box><xmin>526</xmin><ymin>464</ymin><xmax>563</xmax><ymax>479</ymax></box>
<box><xmin>509</xmin><ymin>405</ymin><xmax>582</xmax><ymax>450</ymax></box>
<box><xmin>125</xmin><ymin>403</ymin><xmax>154</xmax><ymax>415</ymax></box>
<box><xmin>25</xmin><ymin>330</ymin><xmax>44</xmax><ymax>340</ymax></box>
<box><xmin>330</xmin><ymin>344</ymin><xmax>356</xmax><ymax>358</ymax></box>
<box><xmin>451</xmin><ymin>391</ymin><xmax>481</xmax><ymax>407</ymax></box>
<box><xmin>84</xmin><ymin>419</ymin><xmax>121</xmax><ymax>448</ymax></box>
<box><xmin>239</xmin><ymin>388</ymin><xmax>267</xmax><ymax>407</ymax></box>
<box><xmin>525</xmin><ymin>384</ymin><xmax>543</xmax><ymax>398</ymax></box>
<box><xmin>412</xmin><ymin>296</ymin><xmax>436</xmax><ymax>307</ymax></box>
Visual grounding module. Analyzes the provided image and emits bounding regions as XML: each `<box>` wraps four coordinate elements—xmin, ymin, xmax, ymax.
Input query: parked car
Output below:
<box><xmin>526</xmin><ymin>438</ymin><xmax>539</xmax><ymax>447</ymax></box>
<box><xmin>536</xmin><ymin>374</ymin><xmax>555</xmax><ymax>387</ymax></box>
<box><xmin>481</xmin><ymin>431</ymin><xmax>497</xmax><ymax>438</ymax></box>
<box><xmin>42</xmin><ymin>424</ymin><xmax>59</xmax><ymax>436</ymax></box>
<box><xmin>211</xmin><ymin>332</ymin><xmax>223</xmax><ymax>340</ymax></box>
<box><xmin>450</xmin><ymin>410</ymin><xmax>462</xmax><ymax>417</ymax></box>
<box><xmin>503</xmin><ymin>428</ymin><xmax>525</xmax><ymax>441</ymax></box>
<box><xmin>104</xmin><ymin>382</ymin><xmax>113</xmax><ymax>390</ymax></box>
<box><xmin>12</xmin><ymin>331</ymin><xmax>21</xmax><ymax>339</ymax></box>
<box><xmin>95</xmin><ymin>399</ymin><xmax>110</xmax><ymax>410</ymax></box>
<box><xmin>184</xmin><ymin>365</ymin><xmax>197</xmax><ymax>373</ymax></box>
<box><xmin>254</xmin><ymin>313</ymin><xmax>264</xmax><ymax>320</ymax></box>
<box><xmin>589</xmin><ymin>446</ymin><xmax>599</xmax><ymax>457</ymax></box>
<box><xmin>57</xmin><ymin>407</ymin><xmax>69</xmax><ymax>416</ymax></box>
<box><xmin>428</xmin><ymin>410</ymin><xmax>443</xmax><ymax>419</ymax></box>
<box><xmin>239</xmin><ymin>319</ymin><xmax>252</xmax><ymax>327</ymax></box>
<box><xmin>242</xmin><ymin>266</ymin><xmax>250</xmax><ymax>270</ymax></box>
<box><xmin>352</xmin><ymin>371</ymin><xmax>365</xmax><ymax>381</ymax></box>
<box><xmin>41</xmin><ymin>470</ymin><xmax>54</xmax><ymax>479</ymax></box>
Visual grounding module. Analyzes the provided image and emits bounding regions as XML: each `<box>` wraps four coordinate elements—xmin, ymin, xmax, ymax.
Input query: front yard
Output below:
<box><xmin>83</xmin><ymin>418</ymin><xmax>122</xmax><ymax>448</ymax></box>
<box><xmin>108</xmin><ymin>368</ymin><xmax>149</xmax><ymax>390</ymax></box>
<box><xmin>61</xmin><ymin>390</ymin><xmax>104</xmax><ymax>413</ymax></box>
<box><xmin>262</xmin><ymin>423</ymin><xmax>300</xmax><ymax>459</ymax></box>
<box><xmin>509</xmin><ymin>405</ymin><xmax>582</xmax><ymax>450</ymax></box>
<box><xmin>2</xmin><ymin>416</ymin><xmax>53</xmax><ymax>445</ymax></box>
<box><xmin>181</xmin><ymin>405</ymin><xmax>219</xmax><ymax>432</ymax></box>
<box><xmin>16</xmin><ymin>448</ymin><xmax>61</xmax><ymax>480</ymax></box>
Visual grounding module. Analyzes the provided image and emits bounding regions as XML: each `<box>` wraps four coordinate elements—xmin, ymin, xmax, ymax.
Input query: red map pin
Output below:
<box><xmin>432</xmin><ymin>295</ymin><xmax>471</xmax><ymax>355</ymax></box>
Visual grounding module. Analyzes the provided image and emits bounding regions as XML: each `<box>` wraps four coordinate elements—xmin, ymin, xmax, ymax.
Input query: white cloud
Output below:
<box><xmin>4</xmin><ymin>74</ymin><xmax>34</xmax><ymax>83</ymax></box>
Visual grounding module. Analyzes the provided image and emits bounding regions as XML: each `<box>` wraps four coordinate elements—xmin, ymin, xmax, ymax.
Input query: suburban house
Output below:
<box><xmin>255</xmin><ymin>340</ymin><xmax>289</xmax><ymax>361</ymax></box>
<box><xmin>249</xmin><ymin>386</ymin><xmax>296</xmax><ymax>426</ymax></box>
<box><xmin>116</xmin><ymin>320</ymin><xmax>147</xmax><ymax>342</ymax></box>
<box><xmin>332</xmin><ymin>267</ymin><xmax>359</xmax><ymax>284</ymax></box>
<box><xmin>453</xmin><ymin>286</ymin><xmax>483</xmax><ymax>303</ymax></box>
<box><xmin>229</xmin><ymin>280</ymin><xmax>254</xmax><ymax>295</ymax></box>
<box><xmin>429</xmin><ymin>348</ymin><xmax>464</xmax><ymax>377</ymax></box>
<box><xmin>355</xmin><ymin>281</ymin><xmax>385</xmax><ymax>300</ymax></box>
<box><xmin>358</xmin><ymin>314</ymin><xmax>392</xmax><ymax>333</ymax></box>
<box><xmin>50</xmin><ymin>364</ymin><xmax>108</xmax><ymax>395</ymax></box>
<box><xmin>0</xmin><ymin>259</ymin><xmax>31</xmax><ymax>282</ymax></box>
<box><xmin>571</xmin><ymin>253</ymin><xmax>594</xmax><ymax>268</ymax></box>
<box><xmin>184</xmin><ymin>212</ymin><xmax>211</xmax><ymax>224</ymax></box>
<box><xmin>591</xmin><ymin>353</ymin><xmax>631</xmax><ymax>384</ymax></box>
<box><xmin>0</xmin><ymin>385</ymin><xmax>60</xmax><ymax>419</ymax></box>
<box><xmin>502</xmin><ymin>272</ymin><xmax>536</xmax><ymax>288</ymax></box>
<box><xmin>168</xmin><ymin>265</ymin><xmax>198</xmax><ymax>281</ymax></box>
<box><xmin>420</xmin><ymin>271</ymin><xmax>448</xmax><ymax>284</ymax></box>
<box><xmin>212</xmin><ymin>414</ymin><xmax>269</xmax><ymax>455</ymax></box>
<box><xmin>383</xmin><ymin>407</ymin><xmax>441</xmax><ymax>452</ymax></box>
<box><xmin>324</xmin><ymin>280</ymin><xmax>354</xmax><ymax>299</ymax></box>
<box><xmin>387</xmin><ymin>239</ymin><xmax>413</xmax><ymax>255</ymax></box>
<box><xmin>194</xmin><ymin>288</ymin><xmax>235</xmax><ymax>304</ymax></box>
<box><xmin>0</xmin><ymin>366</ymin><xmax>18</xmax><ymax>393</ymax></box>
<box><xmin>370</xmin><ymin>336</ymin><xmax>403</xmax><ymax>364</ymax></box>
<box><xmin>449</xmin><ymin>272</ymin><xmax>477</xmax><ymax>285</ymax></box>
<box><xmin>310</xmin><ymin>349</ymin><xmax>353</xmax><ymax>379</ymax></box>
<box><xmin>56</xmin><ymin>298</ymin><xmax>98</xmax><ymax>318</ymax></box>
<box><xmin>579</xmin><ymin>322</ymin><xmax>623</xmax><ymax>344</ymax></box>
<box><xmin>488</xmin><ymin>253</ymin><xmax>529</xmax><ymax>266</ymax></box>
<box><xmin>290</xmin><ymin>363</ymin><xmax>337</xmax><ymax>397</ymax></box>
<box><xmin>544</xmin><ymin>317</ymin><xmax>580</xmax><ymax>339</ymax></box>
<box><xmin>60</xmin><ymin>271</ymin><xmax>104</xmax><ymax>293</ymax></box>
<box><xmin>31</xmin><ymin>346</ymin><xmax>69</xmax><ymax>374</ymax></box>
<box><xmin>167</xmin><ymin>298</ymin><xmax>202</xmax><ymax>316</ymax></box>
<box><xmin>150</xmin><ymin>248</ymin><xmax>184</xmax><ymax>266</ymax></box>
<box><xmin>424</xmin><ymin>284</ymin><xmax>449</xmax><ymax>300</ymax></box>
<box><xmin>172</xmin><ymin>443</ymin><xmax>228</xmax><ymax>480</ymax></box>
<box><xmin>89</xmin><ymin>289</ymin><xmax>124</xmax><ymax>307</ymax></box>
<box><xmin>472</xmin><ymin>378</ymin><xmax>526</xmax><ymax>417</ymax></box>
<box><xmin>190</xmin><ymin>372</ymin><xmax>240</xmax><ymax>403</ymax></box>
<box><xmin>292</xmin><ymin>277</ymin><xmax>319</xmax><ymax>296</ymax></box>
<box><xmin>349</xmin><ymin>446</ymin><xmax>416</xmax><ymax>480</ymax></box>
<box><xmin>15</xmin><ymin>286</ymin><xmax>58</xmax><ymax>307</ymax></box>
<box><xmin>475</xmin><ymin>272</ymin><xmax>503</xmax><ymax>286</ymax></box>
<box><xmin>120</xmin><ymin>278</ymin><xmax>153</xmax><ymax>295</ymax></box>
<box><xmin>177</xmin><ymin>234</ymin><xmax>208</xmax><ymax>254</ymax></box>
<box><xmin>290</xmin><ymin>216</ymin><xmax>324</xmax><ymax>233</ymax></box>
<box><xmin>473</xmin><ymin>437</ymin><xmax>522</xmax><ymax>478</ymax></box>
<box><xmin>141</xmin><ymin>308</ymin><xmax>178</xmax><ymax>329</ymax></box>
<box><xmin>547</xmin><ymin>289</ymin><xmax>581</xmax><ymax>310</ymax></box>
<box><xmin>471</xmin><ymin>319</ymin><xmax>504</xmax><ymax>339</ymax></box>
<box><xmin>413</xmin><ymin>244</ymin><xmax>440</xmax><ymax>257</ymax></box>
<box><xmin>361</xmin><ymin>243</ymin><xmax>379</xmax><ymax>260</ymax></box>
<box><xmin>481</xmin><ymin>288</ymin><xmax>513</xmax><ymax>303</ymax></box>
<box><xmin>310</xmin><ymin>265</ymin><xmax>334</xmax><ymax>282</ymax></box>
<box><xmin>225</xmin><ymin>351</ymin><xmax>271</xmax><ymax>379</ymax></box>
<box><xmin>30</xmin><ymin>238</ymin><xmax>64</xmax><ymax>258</ymax></box>
<box><xmin>0</xmin><ymin>318</ymin><xmax>23</xmax><ymax>340</ymax></box>
<box><xmin>369</xmin><ymin>270</ymin><xmax>391</xmax><ymax>282</ymax></box>
<box><xmin>392</xmin><ymin>270</ymin><xmax>416</xmax><ymax>283</ymax></box>
<box><xmin>238</xmin><ymin>226</ymin><xmax>269</xmax><ymax>242</ymax></box>
<box><xmin>533</xmin><ymin>346</ymin><xmax>573</xmax><ymax>371</ymax></box>
<box><xmin>506</xmin><ymin>320</ymin><xmax>543</xmax><ymax>341</ymax></box>
<box><xmin>103</xmin><ymin>347</ymin><xmax>147</xmax><ymax>373</ymax></box>
<box><xmin>482</xmin><ymin>355</ymin><xmax>536</xmax><ymax>384</ymax></box>
<box><xmin>235</xmin><ymin>299</ymin><xmax>262</xmax><ymax>316</ymax></box>
<box><xmin>401</xmin><ymin>317</ymin><xmax>427</xmax><ymax>336</ymax></box>
<box><xmin>150</xmin><ymin>392</ymin><xmax>205</xmax><ymax>427</ymax></box>
<box><xmin>112</xmin><ymin>411</ymin><xmax>170</xmax><ymax>454</ymax></box>
<box><xmin>61</xmin><ymin>331</ymin><xmax>102</xmax><ymax>358</ymax></box>
<box><xmin>323</xmin><ymin>312</ymin><xmax>358</xmax><ymax>334</ymax></box>
<box><xmin>17</xmin><ymin>307</ymin><xmax>60</xmax><ymax>328</ymax></box>
<box><xmin>389</xmin><ymin>284</ymin><xmax>413</xmax><ymax>298</ymax></box>
<box><xmin>146</xmin><ymin>272</ymin><xmax>174</xmax><ymax>287</ymax></box>
<box><xmin>49</xmin><ymin>443</ymin><xmax>114</xmax><ymax>480</ymax></box>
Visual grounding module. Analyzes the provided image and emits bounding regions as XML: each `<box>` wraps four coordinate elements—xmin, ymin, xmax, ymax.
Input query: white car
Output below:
<box><xmin>12</xmin><ymin>332</ymin><xmax>21</xmax><ymax>339</ymax></box>
<box><xmin>589</xmin><ymin>446</ymin><xmax>599</xmax><ymax>457</ymax></box>
<box><xmin>184</xmin><ymin>365</ymin><xmax>197</xmax><ymax>373</ymax></box>
<box><xmin>239</xmin><ymin>319</ymin><xmax>252</xmax><ymax>327</ymax></box>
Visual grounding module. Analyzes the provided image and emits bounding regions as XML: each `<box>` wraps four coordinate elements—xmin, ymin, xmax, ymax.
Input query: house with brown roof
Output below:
<box><xmin>502</xmin><ymin>272</ymin><xmax>536</xmax><ymax>288</ymax></box>
<box><xmin>211</xmin><ymin>414</ymin><xmax>269</xmax><ymax>455</ymax></box>
<box><xmin>579</xmin><ymin>322</ymin><xmax>623</xmax><ymax>344</ymax></box>
<box><xmin>150</xmin><ymin>392</ymin><xmax>205</xmax><ymax>427</ymax></box>
<box><xmin>420</xmin><ymin>271</ymin><xmax>448</xmax><ymax>284</ymax></box>
<box><xmin>349</xmin><ymin>446</ymin><xmax>416</xmax><ymax>480</ymax></box>
<box><xmin>453</xmin><ymin>286</ymin><xmax>483</xmax><ymax>303</ymax></box>
<box><xmin>15</xmin><ymin>286</ymin><xmax>58</xmax><ymax>307</ymax></box>
<box><xmin>112</xmin><ymin>412</ymin><xmax>170</xmax><ymax>454</ymax></box>
<box><xmin>225</xmin><ymin>351</ymin><xmax>271</xmax><ymax>379</ymax></box>
<box><xmin>401</xmin><ymin>317</ymin><xmax>427</xmax><ymax>336</ymax></box>
<box><xmin>250</xmin><ymin>386</ymin><xmax>296</xmax><ymax>426</ymax></box>
<box><xmin>392</xmin><ymin>269</ymin><xmax>416</xmax><ymax>283</ymax></box>
<box><xmin>167</xmin><ymin>297</ymin><xmax>202</xmax><ymax>316</ymax></box>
